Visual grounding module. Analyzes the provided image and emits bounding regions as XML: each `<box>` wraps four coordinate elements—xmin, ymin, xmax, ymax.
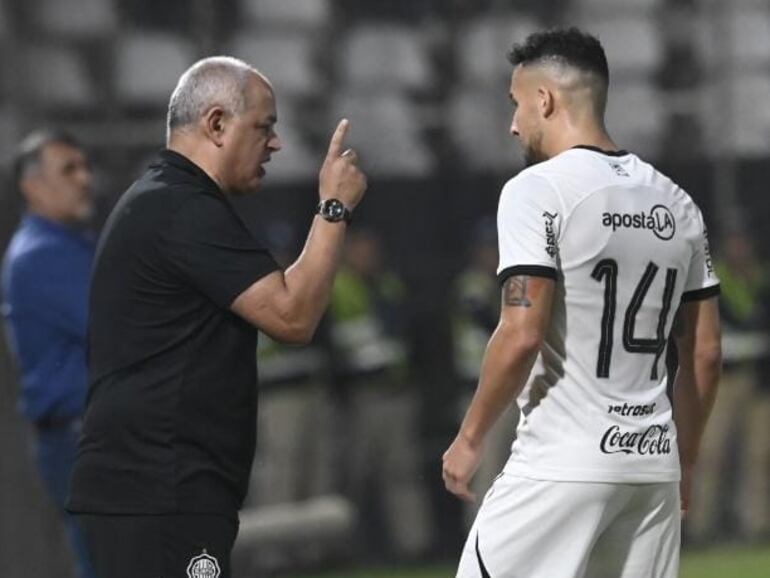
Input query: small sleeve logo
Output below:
<box><xmin>542</xmin><ymin>211</ymin><xmax>559</xmax><ymax>257</ymax></box>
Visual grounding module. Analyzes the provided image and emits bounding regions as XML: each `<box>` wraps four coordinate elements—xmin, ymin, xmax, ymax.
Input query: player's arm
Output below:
<box><xmin>231</xmin><ymin>120</ymin><xmax>367</xmax><ymax>344</ymax></box>
<box><xmin>671</xmin><ymin>296</ymin><xmax>722</xmax><ymax>512</ymax></box>
<box><xmin>443</xmin><ymin>274</ymin><xmax>555</xmax><ymax>501</ymax></box>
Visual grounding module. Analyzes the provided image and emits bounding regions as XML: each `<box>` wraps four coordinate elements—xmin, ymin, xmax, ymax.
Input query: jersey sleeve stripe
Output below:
<box><xmin>681</xmin><ymin>284</ymin><xmax>721</xmax><ymax>302</ymax></box>
<box><xmin>498</xmin><ymin>265</ymin><xmax>558</xmax><ymax>284</ymax></box>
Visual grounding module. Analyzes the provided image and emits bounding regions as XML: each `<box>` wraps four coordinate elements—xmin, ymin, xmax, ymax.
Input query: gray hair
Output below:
<box><xmin>166</xmin><ymin>56</ymin><xmax>261</xmax><ymax>141</ymax></box>
<box><xmin>13</xmin><ymin>129</ymin><xmax>83</xmax><ymax>186</ymax></box>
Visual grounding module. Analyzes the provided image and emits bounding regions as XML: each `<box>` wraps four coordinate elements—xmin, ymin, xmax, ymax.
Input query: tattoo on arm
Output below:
<box><xmin>503</xmin><ymin>275</ymin><xmax>532</xmax><ymax>307</ymax></box>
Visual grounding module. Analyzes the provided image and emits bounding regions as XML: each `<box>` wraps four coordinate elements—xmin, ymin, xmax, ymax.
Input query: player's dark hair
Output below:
<box><xmin>12</xmin><ymin>129</ymin><xmax>82</xmax><ymax>186</ymax></box>
<box><xmin>508</xmin><ymin>27</ymin><xmax>609</xmax><ymax>83</ymax></box>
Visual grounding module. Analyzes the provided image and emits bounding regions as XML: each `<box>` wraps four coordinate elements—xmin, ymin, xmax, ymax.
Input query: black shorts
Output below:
<box><xmin>75</xmin><ymin>513</ymin><xmax>238</xmax><ymax>578</ymax></box>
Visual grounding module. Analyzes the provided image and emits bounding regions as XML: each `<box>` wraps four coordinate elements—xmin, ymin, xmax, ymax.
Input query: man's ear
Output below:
<box><xmin>538</xmin><ymin>86</ymin><xmax>555</xmax><ymax>120</ymax></box>
<box><xmin>202</xmin><ymin>106</ymin><xmax>228</xmax><ymax>147</ymax></box>
<box><xmin>19</xmin><ymin>172</ymin><xmax>41</xmax><ymax>203</ymax></box>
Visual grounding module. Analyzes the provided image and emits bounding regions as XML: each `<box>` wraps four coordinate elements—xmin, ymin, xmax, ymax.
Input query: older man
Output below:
<box><xmin>2</xmin><ymin>130</ymin><xmax>97</xmax><ymax>578</ymax></box>
<box><xmin>68</xmin><ymin>56</ymin><xmax>367</xmax><ymax>578</ymax></box>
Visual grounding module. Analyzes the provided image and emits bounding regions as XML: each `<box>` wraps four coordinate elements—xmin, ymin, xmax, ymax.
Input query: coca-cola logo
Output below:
<box><xmin>600</xmin><ymin>424</ymin><xmax>672</xmax><ymax>455</ymax></box>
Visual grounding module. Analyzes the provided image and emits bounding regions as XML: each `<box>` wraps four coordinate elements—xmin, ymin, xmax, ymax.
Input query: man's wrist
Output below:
<box><xmin>317</xmin><ymin>198</ymin><xmax>353</xmax><ymax>224</ymax></box>
<box><xmin>458</xmin><ymin>426</ymin><xmax>484</xmax><ymax>450</ymax></box>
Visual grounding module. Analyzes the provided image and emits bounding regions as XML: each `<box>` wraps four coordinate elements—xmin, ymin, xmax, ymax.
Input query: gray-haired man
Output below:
<box><xmin>67</xmin><ymin>56</ymin><xmax>367</xmax><ymax>578</ymax></box>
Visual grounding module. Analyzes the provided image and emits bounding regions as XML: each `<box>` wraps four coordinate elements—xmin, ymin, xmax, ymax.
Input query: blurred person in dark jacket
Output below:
<box><xmin>1</xmin><ymin>129</ymin><xmax>97</xmax><ymax>578</ymax></box>
<box><xmin>328</xmin><ymin>228</ymin><xmax>432</xmax><ymax>561</ymax></box>
<box><xmin>688</xmin><ymin>227</ymin><xmax>770</xmax><ymax>542</ymax></box>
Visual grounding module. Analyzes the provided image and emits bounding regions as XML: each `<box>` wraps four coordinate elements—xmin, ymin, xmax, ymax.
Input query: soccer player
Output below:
<box><xmin>443</xmin><ymin>28</ymin><xmax>722</xmax><ymax>578</ymax></box>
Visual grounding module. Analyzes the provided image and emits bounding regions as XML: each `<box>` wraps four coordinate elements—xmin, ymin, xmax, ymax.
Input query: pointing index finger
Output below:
<box><xmin>327</xmin><ymin>118</ymin><xmax>349</xmax><ymax>160</ymax></box>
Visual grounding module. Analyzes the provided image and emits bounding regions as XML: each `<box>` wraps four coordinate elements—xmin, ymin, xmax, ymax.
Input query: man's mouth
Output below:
<box><xmin>258</xmin><ymin>157</ymin><xmax>271</xmax><ymax>177</ymax></box>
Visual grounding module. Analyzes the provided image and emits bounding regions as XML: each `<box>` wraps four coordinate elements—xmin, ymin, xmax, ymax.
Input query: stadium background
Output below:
<box><xmin>0</xmin><ymin>0</ymin><xmax>769</xmax><ymax>576</ymax></box>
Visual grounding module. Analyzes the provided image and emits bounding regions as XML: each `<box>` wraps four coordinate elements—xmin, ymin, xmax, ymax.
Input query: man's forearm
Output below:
<box><xmin>283</xmin><ymin>216</ymin><xmax>347</xmax><ymax>332</ymax></box>
<box><xmin>673</xmin><ymin>358</ymin><xmax>720</xmax><ymax>468</ymax></box>
<box><xmin>459</xmin><ymin>323</ymin><xmax>540</xmax><ymax>447</ymax></box>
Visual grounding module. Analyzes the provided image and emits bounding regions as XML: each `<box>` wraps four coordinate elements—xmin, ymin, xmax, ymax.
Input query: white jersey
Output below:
<box><xmin>497</xmin><ymin>146</ymin><xmax>720</xmax><ymax>483</ymax></box>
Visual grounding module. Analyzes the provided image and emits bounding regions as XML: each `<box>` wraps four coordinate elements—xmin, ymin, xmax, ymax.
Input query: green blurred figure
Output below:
<box><xmin>329</xmin><ymin>229</ymin><xmax>432</xmax><ymax>561</ymax></box>
<box><xmin>688</xmin><ymin>227</ymin><xmax>770</xmax><ymax>543</ymax></box>
<box><xmin>450</xmin><ymin>218</ymin><xmax>518</xmax><ymax>528</ymax></box>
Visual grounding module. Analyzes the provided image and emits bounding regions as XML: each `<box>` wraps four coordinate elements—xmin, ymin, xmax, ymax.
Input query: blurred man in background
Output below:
<box><xmin>248</xmin><ymin>221</ymin><xmax>332</xmax><ymax>511</ymax></box>
<box><xmin>688</xmin><ymin>227</ymin><xmax>770</xmax><ymax>542</ymax></box>
<box><xmin>450</xmin><ymin>217</ymin><xmax>517</xmax><ymax>528</ymax></box>
<box><xmin>443</xmin><ymin>28</ymin><xmax>721</xmax><ymax>578</ymax></box>
<box><xmin>328</xmin><ymin>228</ymin><xmax>432</xmax><ymax>561</ymax></box>
<box><xmin>1</xmin><ymin>130</ymin><xmax>97</xmax><ymax>578</ymax></box>
<box><xmin>68</xmin><ymin>56</ymin><xmax>367</xmax><ymax>578</ymax></box>
<box><xmin>241</xmin><ymin>221</ymin><xmax>337</xmax><ymax>572</ymax></box>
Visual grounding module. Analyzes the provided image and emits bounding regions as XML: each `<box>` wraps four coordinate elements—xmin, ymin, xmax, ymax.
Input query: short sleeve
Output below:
<box><xmin>496</xmin><ymin>173</ymin><xmax>562</xmax><ymax>284</ymax></box>
<box><xmin>159</xmin><ymin>193</ymin><xmax>280</xmax><ymax>308</ymax></box>
<box><xmin>681</xmin><ymin>207</ymin><xmax>720</xmax><ymax>302</ymax></box>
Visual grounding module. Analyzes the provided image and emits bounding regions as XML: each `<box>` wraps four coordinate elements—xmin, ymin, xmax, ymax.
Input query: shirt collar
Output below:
<box><xmin>22</xmin><ymin>213</ymin><xmax>95</xmax><ymax>243</ymax></box>
<box><xmin>152</xmin><ymin>149</ymin><xmax>222</xmax><ymax>194</ymax></box>
<box><xmin>571</xmin><ymin>144</ymin><xmax>630</xmax><ymax>157</ymax></box>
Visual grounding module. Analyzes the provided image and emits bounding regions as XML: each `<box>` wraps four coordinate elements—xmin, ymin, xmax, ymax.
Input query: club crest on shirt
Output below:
<box><xmin>186</xmin><ymin>551</ymin><xmax>221</xmax><ymax>578</ymax></box>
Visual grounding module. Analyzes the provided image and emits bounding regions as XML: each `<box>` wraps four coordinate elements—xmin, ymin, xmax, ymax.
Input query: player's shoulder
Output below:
<box><xmin>639</xmin><ymin>157</ymin><xmax>703</xmax><ymax>216</ymax></box>
<box><xmin>500</xmin><ymin>161</ymin><xmax>561</xmax><ymax>202</ymax></box>
<box><xmin>502</xmin><ymin>149</ymin><xmax>617</xmax><ymax>196</ymax></box>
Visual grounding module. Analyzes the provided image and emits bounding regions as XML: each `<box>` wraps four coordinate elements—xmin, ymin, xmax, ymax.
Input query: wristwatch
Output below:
<box><xmin>317</xmin><ymin>199</ymin><xmax>353</xmax><ymax>225</ymax></box>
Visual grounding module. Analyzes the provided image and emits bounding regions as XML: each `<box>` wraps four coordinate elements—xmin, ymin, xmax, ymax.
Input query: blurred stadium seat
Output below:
<box><xmin>694</xmin><ymin>6</ymin><xmax>770</xmax><ymax>71</ymax></box>
<box><xmin>448</xmin><ymin>88</ymin><xmax>519</xmax><ymax>172</ymax></box>
<box><xmin>228</xmin><ymin>33</ymin><xmax>322</xmax><ymax>97</ymax></box>
<box><xmin>605</xmin><ymin>81</ymin><xmax>663</xmax><ymax>158</ymax></box>
<box><xmin>331</xmin><ymin>91</ymin><xmax>433</xmax><ymax>177</ymax></box>
<box><xmin>728</xmin><ymin>8</ymin><xmax>770</xmax><ymax>69</ymax></box>
<box><xmin>572</xmin><ymin>0</ymin><xmax>661</xmax><ymax>14</ymax></box>
<box><xmin>730</xmin><ymin>73</ymin><xmax>770</xmax><ymax>156</ymax></box>
<box><xmin>574</xmin><ymin>15</ymin><xmax>662</xmax><ymax>80</ymax></box>
<box><xmin>457</xmin><ymin>15</ymin><xmax>539</xmax><ymax>86</ymax></box>
<box><xmin>114</xmin><ymin>32</ymin><xmax>195</xmax><ymax>106</ymax></box>
<box><xmin>20</xmin><ymin>44</ymin><xmax>95</xmax><ymax>109</ymax></box>
<box><xmin>239</xmin><ymin>0</ymin><xmax>330</xmax><ymax>29</ymax></box>
<box><xmin>233</xmin><ymin>495</ymin><xmax>355</xmax><ymax>575</ymax></box>
<box><xmin>31</xmin><ymin>0</ymin><xmax>117</xmax><ymax>38</ymax></box>
<box><xmin>0</xmin><ymin>2</ymin><xmax>7</xmax><ymax>37</ymax></box>
<box><xmin>340</xmin><ymin>24</ymin><xmax>433</xmax><ymax>92</ymax></box>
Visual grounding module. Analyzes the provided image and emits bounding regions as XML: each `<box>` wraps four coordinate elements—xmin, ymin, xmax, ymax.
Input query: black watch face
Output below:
<box><xmin>328</xmin><ymin>200</ymin><xmax>344</xmax><ymax>219</ymax></box>
<box><xmin>321</xmin><ymin>199</ymin><xmax>346</xmax><ymax>222</ymax></box>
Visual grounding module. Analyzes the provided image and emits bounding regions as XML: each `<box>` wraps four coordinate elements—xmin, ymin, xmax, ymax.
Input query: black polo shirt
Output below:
<box><xmin>68</xmin><ymin>150</ymin><xmax>279</xmax><ymax>517</ymax></box>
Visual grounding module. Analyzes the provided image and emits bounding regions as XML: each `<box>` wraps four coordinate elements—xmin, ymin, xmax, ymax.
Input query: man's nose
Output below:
<box><xmin>76</xmin><ymin>165</ymin><xmax>93</xmax><ymax>188</ymax></box>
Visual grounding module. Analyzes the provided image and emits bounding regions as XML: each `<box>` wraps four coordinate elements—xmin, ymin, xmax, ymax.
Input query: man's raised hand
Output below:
<box><xmin>319</xmin><ymin>119</ymin><xmax>367</xmax><ymax>209</ymax></box>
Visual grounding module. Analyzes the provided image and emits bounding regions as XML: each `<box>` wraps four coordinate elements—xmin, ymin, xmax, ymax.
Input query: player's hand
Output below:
<box><xmin>319</xmin><ymin>119</ymin><xmax>367</xmax><ymax>210</ymax></box>
<box><xmin>442</xmin><ymin>433</ymin><xmax>483</xmax><ymax>502</ymax></box>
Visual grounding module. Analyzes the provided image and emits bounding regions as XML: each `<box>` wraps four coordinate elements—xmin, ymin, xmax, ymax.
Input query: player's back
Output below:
<box><xmin>497</xmin><ymin>146</ymin><xmax>719</xmax><ymax>483</ymax></box>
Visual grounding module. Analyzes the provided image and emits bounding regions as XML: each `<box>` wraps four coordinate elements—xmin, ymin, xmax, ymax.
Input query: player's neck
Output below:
<box><xmin>547</xmin><ymin>124</ymin><xmax>619</xmax><ymax>158</ymax></box>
